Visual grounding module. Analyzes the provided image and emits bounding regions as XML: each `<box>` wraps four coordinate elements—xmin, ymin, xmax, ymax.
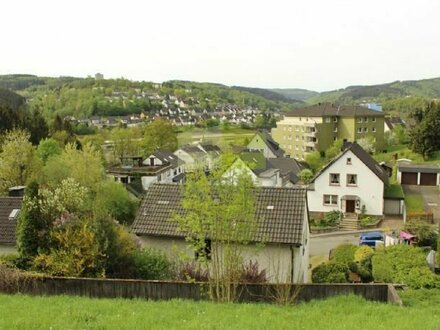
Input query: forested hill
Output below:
<box><xmin>305</xmin><ymin>77</ymin><xmax>440</xmax><ymax>105</ymax></box>
<box><xmin>270</xmin><ymin>88</ymin><xmax>319</xmax><ymax>101</ymax></box>
<box><xmin>0</xmin><ymin>88</ymin><xmax>26</xmax><ymax>110</ymax></box>
<box><xmin>0</xmin><ymin>75</ymin><xmax>299</xmax><ymax>120</ymax></box>
<box><xmin>232</xmin><ymin>86</ymin><xmax>305</xmax><ymax>104</ymax></box>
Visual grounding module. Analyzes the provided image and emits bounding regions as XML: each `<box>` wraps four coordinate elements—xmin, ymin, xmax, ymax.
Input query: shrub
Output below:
<box><xmin>240</xmin><ymin>260</ymin><xmax>267</xmax><ymax>284</ymax></box>
<box><xmin>312</xmin><ymin>262</ymin><xmax>349</xmax><ymax>283</ymax></box>
<box><xmin>354</xmin><ymin>246</ymin><xmax>374</xmax><ymax>264</ymax></box>
<box><xmin>372</xmin><ymin>244</ymin><xmax>439</xmax><ymax>289</ymax></box>
<box><xmin>176</xmin><ymin>261</ymin><xmax>209</xmax><ymax>282</ymax></box>
<box><xmin>404</xmin><ymin>219</ymin><xmax>438</xmax><ymax>249</ymax></box>
<box><xmin>330</xmin><ymin>244</ymin><xmax>357</xmax><ymax>263</ymax></box>
<box><xmin>0</xmin><ymin>253</ymin><xmax>20</xmax><ymax>268</ymax></box>
<box><xmin>323</xmin><ymin>211</ymin><xmax>342</xmax><ymax>227</ymax></box>
<box><xmin>132</xmin><ymin>248</ymin><xmax>172</xmax><ymax>280</ymax></box>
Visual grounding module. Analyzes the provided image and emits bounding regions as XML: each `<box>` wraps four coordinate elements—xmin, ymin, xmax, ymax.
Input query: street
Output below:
<box><xmin>310</xmin><ymin>233</ymin><xmax>360</xmax><ymax>257</ymax></box>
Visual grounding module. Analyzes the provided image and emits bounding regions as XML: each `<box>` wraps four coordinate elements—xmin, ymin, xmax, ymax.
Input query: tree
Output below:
<box><xmin>142</xmin><ymin>119</ymin><xmax>178</xmax><ymax>156</ymax></box>
<box><xmin>409</xmin><ymin>102</ymin><xmax>440</xmax><ymax>158</ymax></box>
<box><xmin>325</xmin><ymin>139</ymin><xmax>343</xmax><ymax>161</ymax></box>
<box><xmin>305</xmin><ymin>151</ymin><xmax>325</xmax><ymax>173</ymax></box>
<box><xmin>41</xmin><ymin>142</ymin><xmax>104</xmax><ymax>192</ymax></box>
<box><xmin>0</xmin><ymin>129</ymin><xmax>40</xmax><ymax>194</ymax></box>
<box><xmin>174</xmin><ymin>155</ymin><xmax>258</xmax><ymax>302</ymax></box>
<box><xmin>298</xmin><ymin>169</ymin><xmax>313</xmax><ymax>184</ymax></box>
<box><xmin>357</xmin><ymin>135</ymin><xmax>376</xmax><ymax>154</ymax></box>
<box><xmin>111</xmin><ymin>127</ymin><xmax>141</xmax><ymax>163</ymax></box>
<box><xmin>36</xmin><ymin>138</ymin><xmax>62</xmax><ymax>163</ymax></box>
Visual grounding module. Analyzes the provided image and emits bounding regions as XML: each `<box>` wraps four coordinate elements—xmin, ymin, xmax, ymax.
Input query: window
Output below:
<box><xmin>295</xmin><ymin>135</ymin><xmax>299</xmax><ymax>141</ymax></box>
<box><xmin>346</xmin><ymin>157</ymin><xmax>352</xmax><ymax>165</ymax></box>
<box><xmin>372</xmin><ymin>117</ymin><xmax>376</xmax><ymax>122</ymax></box>
<box><xmin>295</xmin><ymin>145</ymin><xmax>299</xmax><ymax>150</ymax></box>
<box><xmin>357</xmin><ymin>127</ymin><xmax>362</xmax><ymax>133</ymax></box>
<box><xmin>364</xmin><ymin>127</ymin><xmax>368</xmax><ymax>133</ymax></box>
<box><xmin>299</xmin><ymin>117</ymin><xmax>302</xmax><ymax>121</ymax></box>
<box><xmin>333</xmin><ymin>127</ymin><xmax>338</xmax><ymax>132</ymax></box>
<box><xmin>329</xmin><ymin>173</ymin><xmax>340</xmax><ymax>185</ymax></box>
<box><xmin>357</xmin><ymin>118</ymin><xmax>363</xmax><ymax>123</ymax></box>
<box><xmin>347</xmin><ymin>174</ymin><xmax>357</xmax><ymax>186</ymax></box>
<box><xmin>195</xmin><ymin>239</ymin><xmax>211</xmax><ymax>260</ymax></box>
<box><xmin>323</xmin><ymin>194</ymin><xmax>338</xmax><ymax>205</ymax></box>
<box><xmin>372</xmin><ymin>127</ymin><xmax>376</xmax><ymax>133</ymax></box>
<box><xmin>364</xmin><ymin>117</ymin><xmax>368</xmax><ymax>123</ymax></box>
<box><xmin>333</xmin><ymin>117</ymin><xmax>338</xmax><ymax>123</ymax></box>
<box><xmin>325</xmin><ymin>117</ymin><xmax>331</xmax><ymax>123</ymax></box>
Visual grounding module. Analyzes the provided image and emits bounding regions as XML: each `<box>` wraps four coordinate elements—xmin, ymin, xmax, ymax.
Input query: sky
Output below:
<box><xmin>1</xmin><ymin>0</ymin><xmax>440</xmax><ymax>91</ymax></box>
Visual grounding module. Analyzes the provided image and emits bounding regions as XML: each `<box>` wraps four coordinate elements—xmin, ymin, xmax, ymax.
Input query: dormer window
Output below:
<box><xmin>346</xmin><ymin>158</ymin><xmax>352</xmax><ymax>165</ymax></box>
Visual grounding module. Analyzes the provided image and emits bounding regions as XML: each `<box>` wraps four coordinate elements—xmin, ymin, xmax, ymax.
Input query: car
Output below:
<box><xmin>359</xmin><ymin>231</ymin><xmax>384</xmax><ymax>247</ymax></box>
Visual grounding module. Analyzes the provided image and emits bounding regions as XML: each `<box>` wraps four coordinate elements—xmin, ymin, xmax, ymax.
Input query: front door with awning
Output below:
<box><xmin>341</xmin><ymin>195</ymin><xmax>360</xmax><ymax>213</ymax></box>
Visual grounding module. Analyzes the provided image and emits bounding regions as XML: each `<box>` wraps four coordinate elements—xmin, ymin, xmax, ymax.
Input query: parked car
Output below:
<box><xmin>359</xmin><ymin>231</ymin><xmax>384</xmax><ymax>247</ymax></box>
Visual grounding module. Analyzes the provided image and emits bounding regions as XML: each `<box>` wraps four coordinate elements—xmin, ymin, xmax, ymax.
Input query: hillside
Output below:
<box><xmin>232</xmin><ymin>86</ymin><xmax>304</xmax><ymax>104</ymax></box>
<box><xmin>0</xmin><ymin>75</ymin><xmax>296</xmax><ymax>120</ymax></box>
<box><xmin>271</xmin><ymin>88</ymin><xmax>319</xmax><ymax>101</ymax></box>
<box><xmin>306</xmin><ymin>77</ymin><xmax>440</xmax><ymax>105</ymax></box>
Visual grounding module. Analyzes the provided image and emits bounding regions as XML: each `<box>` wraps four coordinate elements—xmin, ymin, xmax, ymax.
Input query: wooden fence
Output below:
<box><xmin>406</xmin><ymin>212</ymin><xmax>434</xmax><ymax>223</ymax></box>
<box><xmin>0</xmin><ymin>274</ymin><xmax>402</xmax><ymax>305</ymax></box>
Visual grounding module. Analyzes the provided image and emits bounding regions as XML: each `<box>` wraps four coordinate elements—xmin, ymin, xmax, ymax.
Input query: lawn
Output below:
<box><xmin>405</xmin><ymin>194</ymin><xmax>425</xmax><ymax>213</ymax></box>
<box><xmin>1</xmin><ymin>292</ymin><xmax>440</xmax><ymax>329</ymax></box>
<box><xmin>177</xmin><ymin>127</ymin><xmax>256</xmax><ymax>147</ymax></box>
<box><xmin>374</xmin><ymin>144</ymin><xmax>440</xmax><ymax>164</ymax></box>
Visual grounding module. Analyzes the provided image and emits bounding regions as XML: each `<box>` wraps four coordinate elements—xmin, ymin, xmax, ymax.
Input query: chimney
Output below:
<box><xmin>8</xmin><ymin>186</ymin><xmax>26</xmax><ymax>197</ymax></box>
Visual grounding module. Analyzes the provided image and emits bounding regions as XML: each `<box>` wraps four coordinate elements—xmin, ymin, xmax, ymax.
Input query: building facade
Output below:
<box><xmin>271</xmin><ymin>104</ymin><xmax>385</xmax><ymax>160</ymax></box>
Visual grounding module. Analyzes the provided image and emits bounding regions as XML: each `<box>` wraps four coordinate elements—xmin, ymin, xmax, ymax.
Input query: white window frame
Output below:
<box><xmin>372</xmin><ymin>117</ymin><xmax>376</xmax><ymax>122</ymax></box>
<box><xmin>347</xmin><ymin>174</ymin><xmax>357</xmax><ymax>186</ymax></box>
<box><xmin>329</xmin><ymin>173</ymin><xmax>340</xmax><ymax>185</ymax></box>
<box><xmin>323</xmin><ymin>194</ymin><xmax>338</xmax><ymax>206</ymax></box>
<box><xmin>357</xmin><ymin>127</ymin><xmax>362</xmax><ymax>133</ymax></box>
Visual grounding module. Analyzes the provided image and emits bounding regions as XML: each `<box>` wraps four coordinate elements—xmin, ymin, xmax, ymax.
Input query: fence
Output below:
<box><xmin>406</xmin><ymin>211</ymin><xmax>434</xmax><ymax>223</ymax></box>
<box><xmin>0</xmin><ymin>272</ymin><xmax>402</xmax><ymax>305</ymax></box>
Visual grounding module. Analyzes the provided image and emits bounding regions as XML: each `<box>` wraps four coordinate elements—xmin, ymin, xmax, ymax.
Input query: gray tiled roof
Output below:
<box><xmin>398</xmin><ymin>162</ymin><xmax>440</xmax><ymax>173</ymax></box>
<box><xmin>132</xmin><ymin>184</ymin><xmax>307</xmax><ymax>245</ymax></box>
<box><xmin>259</xmin><ymin>131</ymin><xmax>285</xmax><ymax>158</ymax></box>
<box><xmin>286</xmin><ymin>103</ymin><xmax>385</xmax><ymax>117</ymax></box>
<box><xmin>0</xmin><ymin>197</ymin><xmax>22</xmax><ymax>245</ymax></box>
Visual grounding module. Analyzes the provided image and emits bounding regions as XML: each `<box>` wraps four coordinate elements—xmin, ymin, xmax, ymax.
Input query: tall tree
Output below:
<box><xmin>174</xmin><ymin>155</ymin><xmax>258</xmax><ymax>302</ymax></box>
<box><xmin>142</xmin><ymin>119</ymin><xmax>178</xmax><ymax>156</ymax></box>
<box><xmin>409</xmin><ymin>102</ymin><xmax>440</xmax><ymax>158</ymax></box>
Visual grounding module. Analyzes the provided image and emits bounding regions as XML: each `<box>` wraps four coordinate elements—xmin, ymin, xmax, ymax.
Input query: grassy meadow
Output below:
<box><xmin>0</xmin><ymin>291</ymin><xmax>440</xmax><ymax>329</ymax></box>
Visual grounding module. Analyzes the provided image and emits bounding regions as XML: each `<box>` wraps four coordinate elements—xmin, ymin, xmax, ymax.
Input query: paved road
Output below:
<box><xmin>310</xmin><ymin>233</ymin><xmax>360</xmax><ymax>257</ymax></box>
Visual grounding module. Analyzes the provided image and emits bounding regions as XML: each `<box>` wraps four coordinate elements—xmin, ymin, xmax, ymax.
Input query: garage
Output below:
<box><xmin>420</xmin><ymin>173</ymin><xmax>437</xmax><ymax>186</ymax></box>
<box><xmin>384</xmin><ymin>199</ymin><xmax>403</xmax><ymax>215</ymax></box>
<box><xmin>401</xmin><ymin>172</ymin><xmax>418</xmax><ymax>185</ymax></box>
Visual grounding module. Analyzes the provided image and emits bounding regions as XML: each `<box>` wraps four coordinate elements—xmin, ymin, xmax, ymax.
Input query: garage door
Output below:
<box><xmin>401</xmin><ymin>172</ymin><xmax>418</xmax><ymax>185</ymax></box>
<box><xmin>420</xmin><ymin>173</ymin><xmax>437</xmax><ymax>186</ymax></box>
<box><xmin>384</xmin><ymin>199</ymin><xmax>402</xmax><ymax>215</ymax></box>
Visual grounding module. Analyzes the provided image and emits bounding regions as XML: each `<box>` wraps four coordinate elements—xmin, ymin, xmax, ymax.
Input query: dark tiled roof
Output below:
<box><xmin>153</xmin><ymin>150</ymin><xmax>184</xmax><ymax>167</ymax></box>
<box><xmin>311</xmin><ymin>142</ymin><xmax>389</xmax><ymax>184</ymax></box>
<box><xmin>258</xmin><ymin>131</ymin><xmax>285</xmax><ymax>158</ymax></box>
<box><xmin>285</xmin><ymin>103</ymin><xmax>385</xmax><ymax>117</ymax></box>
<box><xmin>0</xmin><ymin>197</ymin><xmax>22</xmax><ymax>245</ymax></box>
<box><xmin>132</xmin><ymin>184</ymin><xmax>307</xmax><ymax>245</ymax></box>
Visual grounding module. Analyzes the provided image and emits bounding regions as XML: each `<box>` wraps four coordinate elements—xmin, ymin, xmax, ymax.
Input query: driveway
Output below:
<box><xmin>402</xmin><ymin>185</ymin><xmax>440</xmax><ymax>222</ymax></box>
<box><xmin>310</xmin><ymin>233</ymin><xmax>359</xmax><ymax>257</ymax></box>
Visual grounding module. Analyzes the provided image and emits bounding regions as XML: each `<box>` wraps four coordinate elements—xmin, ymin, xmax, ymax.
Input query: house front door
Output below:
<box><xmin>346</xmin><ymin>200</ymin><xmax>355</xmax><ymax>213</ymax></box>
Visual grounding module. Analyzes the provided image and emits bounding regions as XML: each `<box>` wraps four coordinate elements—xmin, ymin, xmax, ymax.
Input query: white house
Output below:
<box><xmin>307</xmin><ymin>142</ymin><xmax>389</xmax><ymax>216</ymax></box>
<box><xmin>131</xmin><ymin>183</ymin><xmax>310</xmax><ymax>283</ymax></box>
<box><xmin>174</xmin><ymin>144</ymin><xmax>221</xmax><ymax>172</ymax></box>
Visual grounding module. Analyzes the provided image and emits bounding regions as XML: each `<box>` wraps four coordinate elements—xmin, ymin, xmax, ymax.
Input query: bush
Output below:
<box><xmin>132</xmin><ymin>248</ymin><xmax>172</xmax><ymax>280</ymax></box>
<box><xmin>372</xmin><ymin>245</ymin><xmax>439</xmax><ymax>289</ymax></box>
<box><xmin>330</xmin><ymin>244</ymin><xmax>357</xmax><ymax>263</ymax></box>
<box><xmin>404</xmin><ymin>219</ymin><xmax>438</xmax><ymax>249</ymax></box>
<box><xmin>312</xmin><ymin>262</ymin><xmax>349</xmax><ymax>283</ymax></box>
<box><xmin>323</xmin><ymin>211</ymin><xmax>342</xmax><ymax>227</ymax></box>
<box><xmin>354</xmin><ymin>246</ymin><xmax>374</xmax><ymax>264</ymax></box>
<box><xmin>0</xmin><ymin>253</ymin><xmax>20</xmax><ymax>268</ymax></box>
<box><xmin>240</xmin><ymin>260</ymin><xmax>267</xmax><ymax>284</ymax></box>
<box><xmin>176</xmin><ymin>261</ymin><xmax>209</xmax><ymax>282</ymax></box>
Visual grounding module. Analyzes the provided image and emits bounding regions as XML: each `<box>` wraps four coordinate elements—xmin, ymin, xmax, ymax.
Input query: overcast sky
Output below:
<box><xmin>1</xmin><ymin>0</ymin><xmax>439</xmax><ymax>91</ymax></box>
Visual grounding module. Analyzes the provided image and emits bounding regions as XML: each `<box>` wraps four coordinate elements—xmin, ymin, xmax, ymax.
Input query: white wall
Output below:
<box><xmin>307</xmin><ymin>150</ymin><xmax>384</xmax><ymax>215</ymax></box>
<box><xmin>139</xmin><ymin>235</ymin><xmax>308</xmax><ymax>284</ymax></box>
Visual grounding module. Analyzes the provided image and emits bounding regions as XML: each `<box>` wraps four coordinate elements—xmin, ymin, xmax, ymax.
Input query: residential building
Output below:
<box><xmin>307</xmin><ymin>142</ymin><xmax>389</xmax><ymax>216</ymax></box>
<box><xmin>0</xmin><ymin>196</ymin><xmax>22</xmax><ymax>251</ymax></box>
<box><xmin>223</xmin><ymin>151</ymin><xmax>308</xmax><ymax>187</ymax></box>
<box><xmin>271</xmin><ymin>103</ymin><xmax>385</xmax><ymax>159</ymax></box>
<box><xmin>174</xmin><ymin>144</ymin><xmax>221</xmax><ymax>172</ymax></box>
<box><xmin>247</xmin><ymin>131</ymin><xmax>285</xmax><ymax>158</ymax></box>
<box><xmin>107</xmin><ymin>150</ymin><xmax>185</xmax><ymax>192</ymax></box>
<box><xmin>397</xmin><ymin>161</ymin><xmax>440</xmax><ymax>186</ymax></box>
<box><xmin>131</xmin><ymin>183</ymin><xmax>310</xmax><ymax>283</ymax></box>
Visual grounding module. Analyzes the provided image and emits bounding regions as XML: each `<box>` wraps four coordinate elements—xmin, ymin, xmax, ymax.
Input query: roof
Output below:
<box><xmin>0</xmin><ymin>197</ymin><xmax>22</xmax><ymax>245</ymax></box>
<box><xmin>285</xmin><ymin>103</ymin><xmax>385</xmax><ymax>118</ymax></box>
<box><xmin>311</xmin><ymin>142</ymin><xmax>389</xmax><ymax>185</ymax></box>
<box><xmin>397</xmin><ymin>162</ymin><xmax>440</xmax><ymax>173</ymax></box>
<box><xmin>153</xmin><ymin>150</ymin><xmax>184</xmax><ymax>167</ymax></box>
<box><xmin>132</xmin><ymin>183</ymin><xmax>308</xmax><ymax>245</ymax></box>
<box><xmin>258</xmin><ymin>131</ymin><xmax>285</xmax><ymax>158</ymax></box>
<box><xmin>384</xmin><ymin>116</ymin><xmax>406</xmax><ymax>130</ymax></box>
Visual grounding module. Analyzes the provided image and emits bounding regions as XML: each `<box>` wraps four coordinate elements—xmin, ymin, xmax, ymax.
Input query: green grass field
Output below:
<box><xmin>405</xmin><ymin>194</ymin><xmax>425</xmax><ymax>212</ymax></box>
<box><xmin>374</xmin><ymin>144</ymin><xmax>440</xmax><ymax>164</ymax></box>
<box><xmin>177</xmin><ymin>127</ymin><xmax>256</xmax><ymax>147</ymax></box>
<box><xmin>1</xmin><ymin>291</ymin><xmax>440</xmax><ymax>329</ymax></box>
